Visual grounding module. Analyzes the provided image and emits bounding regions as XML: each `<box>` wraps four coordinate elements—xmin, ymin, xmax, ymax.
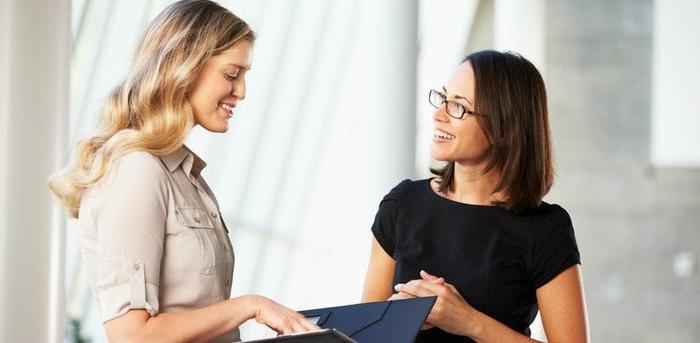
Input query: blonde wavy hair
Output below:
<box><xmin>48</xmin><ymin>0</ymin><xmax>254</xmax><ymax>218</ymax></box>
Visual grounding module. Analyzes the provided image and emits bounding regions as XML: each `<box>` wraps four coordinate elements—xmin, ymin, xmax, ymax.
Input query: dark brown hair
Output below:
<box><xmin>431</xmin><ymin>50</ymin><xmax>553</xmax><ymax>213</ymax></box>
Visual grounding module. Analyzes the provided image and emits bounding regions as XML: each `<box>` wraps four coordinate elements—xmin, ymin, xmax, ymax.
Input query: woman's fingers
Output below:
<box><xmin>389</xmin><ymin>291</ymin><xmax>416</xmax><ymax>301</ymax></box>
<box><xmin>397</xmin><ymin>279</ymin><xmax>448</xmax><ymax>296</ymax></box>
<box><xmin>290</xmin><ymin>320</ymin><xmax>308</xmax><ymax>334</ymax></box>
<box><xmin>420</xmin><ymin>323</ymin><xmax>435</xmax><ymax>331</ymax></box>
<box><xmin>296</xmin><ymin>313</ymin><xmax>320</xmax><ymax>331</ymax></box>
<box><xmin>419</xmin><ymin>270</ymin><xmax>450</xmax><ymax>285</ymax></box>
<box><xmin>273</xmin><ymin>320</ymin><xmax>294</xmax><ymax>335</ymax></box>
<box><xmin>285</xmin><ymin>310</ymin><xmax>318</xmax><ymax>333</ymax></box>
<box><xmin>256</xmin><ymin>297</ymin><xmax>319</xmax><ymax>334</ymax></box>
<box><xmin>280</xmin><ymin>315</ymin><xmax>313</xmax><ymax>334</ymax></box>
<box><xmin>420</xmin><ymin>270</ymin><xmax>437</xmax><ymax>280</ymax></box>
<box><xmin>395</xmin><ymin>281</ymin><xmax>431</xmax><ymax>297</ymax></box>
<box><xmin>420</xmin><ymin>270</ymin><xmax>445</xmax><ymax>285</ymax></box>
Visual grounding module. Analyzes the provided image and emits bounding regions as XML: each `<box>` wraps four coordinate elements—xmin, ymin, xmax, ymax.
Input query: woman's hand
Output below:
<box><xmin>388</xmin><ymin>270</ymin><xmax>446</xmax><ymax>330</ymax></box>
<box><xmin>393</xmin><ymin>270</ymin><xmax>479</xmax><ymax>337</ymax></box>
<box><xmin>247</xmin><ymin>296</ymin><xmax>320</xmax><ymax>335</ymax></box>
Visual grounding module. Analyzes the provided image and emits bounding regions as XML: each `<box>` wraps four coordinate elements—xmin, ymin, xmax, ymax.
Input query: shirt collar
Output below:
<box><xmin>160</xmin><ymin>145</ymin><xmax>207</xmax><ymax>178</ymax></box>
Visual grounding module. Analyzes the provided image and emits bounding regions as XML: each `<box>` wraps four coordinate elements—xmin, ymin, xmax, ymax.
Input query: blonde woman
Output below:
<box><xmin>48</xmin><ymin>1</ymin><xmax>317</xmax><ymax>341</ymax></box>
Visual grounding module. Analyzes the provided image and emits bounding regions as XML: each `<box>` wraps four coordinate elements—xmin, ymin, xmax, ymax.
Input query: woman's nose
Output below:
<box><xmin>230</xmin><ymin>80</ymin><xmax>246</xmax><ymax>100</ymax></box>
<box><xmin>432</xmin><ymin>104</ymin><xmax>449</xmax><ymax>122</ymax></box>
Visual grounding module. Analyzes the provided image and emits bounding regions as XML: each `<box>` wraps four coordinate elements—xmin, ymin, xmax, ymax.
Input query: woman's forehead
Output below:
<box><xmin>446</xmin><ymin>62</ymin><xmax>474</xmax><ymax>96</ymax></box>
<box><xmin>213</xmin><ymin>40</ymin><xmax>254</xmax><ymax>68</ymax></box>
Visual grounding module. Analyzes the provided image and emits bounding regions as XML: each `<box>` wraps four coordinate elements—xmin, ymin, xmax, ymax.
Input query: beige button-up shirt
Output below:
<box><xmin>79</xmin><ymin>146</ymin><xmax>238</xmax><ymax>342</ymax></box>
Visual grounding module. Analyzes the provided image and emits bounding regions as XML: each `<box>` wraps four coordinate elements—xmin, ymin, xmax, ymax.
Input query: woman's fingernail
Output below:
<box><xmin>394</xmin><ymin>284</ymin><xmax>403</xmax><ymax>290</ymax></box>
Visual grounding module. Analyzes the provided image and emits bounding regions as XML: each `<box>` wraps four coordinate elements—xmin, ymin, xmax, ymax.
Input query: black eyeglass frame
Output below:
<box><xmin>428</xmin><ymin>89</ymin><xmax>485</xmax><ymax>119</ymax></box>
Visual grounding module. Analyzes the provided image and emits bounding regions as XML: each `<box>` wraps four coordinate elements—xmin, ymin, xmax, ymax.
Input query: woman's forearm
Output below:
<box><xmin>107</xmin><ymin>295</ymin><xmax>258</xmax><ymax>343</ymax></box>
<box><xmin>467</xmin><ymin>310</ymin><xmax>543</xmax><ymax>343</ymax></box>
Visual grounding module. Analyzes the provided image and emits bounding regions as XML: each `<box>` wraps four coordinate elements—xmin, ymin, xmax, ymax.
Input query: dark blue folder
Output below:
<box><xmin>298</xmin><ymin>297</ymin><xmax>437</xmax><ymax>343</ymax></box>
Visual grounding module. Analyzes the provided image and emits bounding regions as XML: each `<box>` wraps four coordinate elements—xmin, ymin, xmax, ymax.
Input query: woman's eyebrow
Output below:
<box><xmin>442</xmin><ymin>86</ymin><xmax>473</xmax><ymax>106</ymax></box>
<box><xmin>224</xmin><ymin>63</ymin><xmax>250</xmax><ymax>71</ymax></box>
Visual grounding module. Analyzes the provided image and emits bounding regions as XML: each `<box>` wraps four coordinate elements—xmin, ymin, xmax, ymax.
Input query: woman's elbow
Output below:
<box><xmin>104</xmin><ymin>310</ymin><xmax>156</xmax><ymax>343</ymax></box>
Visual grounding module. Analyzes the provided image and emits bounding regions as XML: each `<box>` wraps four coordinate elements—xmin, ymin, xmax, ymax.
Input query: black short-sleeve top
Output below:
<box><xmin>371</xmin><ymin>179</ymin><xmax>580</xmax><ymax>342</ymax></box>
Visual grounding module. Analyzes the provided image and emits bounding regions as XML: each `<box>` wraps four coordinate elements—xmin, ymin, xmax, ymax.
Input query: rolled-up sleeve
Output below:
<box><xmin>92</xmin><ymin>152</ymin><xmax>169</xmax><ymax>322</ymax></box>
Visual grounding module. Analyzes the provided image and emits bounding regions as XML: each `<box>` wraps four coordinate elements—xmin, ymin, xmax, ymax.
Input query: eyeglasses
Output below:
<box><xmin>428</xmin><ymin>89</ymin><xmax>483</xmax><ymax>119</ymax></box>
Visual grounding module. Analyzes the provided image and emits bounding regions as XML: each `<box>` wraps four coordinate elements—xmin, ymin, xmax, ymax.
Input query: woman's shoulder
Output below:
<box><xmin>535</xmin><ymin>202</ymin><xmax>572</xmax><ymax>223</ymax></box>
<box><xmin>93</xmin><ymin>151</ymin><xmax>169</xmax><ymax>192</ymax></box>
<box><xmin>118</xmin><ymin>150</ymin><xmax>164</xmax><ymax>168</ymax></box>
<box><xmin>380</xmin><ymin>178</ymin><xmax>431</xmax><ymax>202</ymax></box>
<box><xmin>81</xmin><ymin>151</ymin><xmax>169</xmax><ymax>219</ymax></box>
<box><xmin>111</xmin><ymin>151</ymin><xmax>169</xmax><ymax>176</ymax></box>
<box><xmin>526</xmin><ymin>202</ymin><xmax>575</xmax><ymax>236</ymax></box>
<box><xmin>494</xmin><ymin>202</ymin><xmax>573</xmax><ymax>235</ymax></box>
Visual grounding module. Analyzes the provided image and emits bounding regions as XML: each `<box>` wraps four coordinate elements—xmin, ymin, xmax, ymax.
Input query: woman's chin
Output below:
<box><xmin>200</xmin><ymin>122</ymin><xmax>229</xmax><ymax>133</ymax></box>
<box><xmin>431</xmin><ymin>147</ymin><xmax>451</xmax><ymax>161</ymax></box>
<box><xmin>216</xmin><ymin>123</ymin><xmax>229</xmax><ymax>133</ymax></box>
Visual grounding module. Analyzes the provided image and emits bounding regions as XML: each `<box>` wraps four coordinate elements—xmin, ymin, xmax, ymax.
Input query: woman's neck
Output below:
<box><xmin>444</xmin><ymin>161</ymin><xmax>505</xmax><ymax>206</ymax></box>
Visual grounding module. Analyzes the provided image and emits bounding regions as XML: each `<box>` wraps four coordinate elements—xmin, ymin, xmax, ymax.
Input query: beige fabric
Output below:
<box><xmin>79</xmin><ymin>146</ymin><xmax>238</xmax><ymax>342</ymax></box>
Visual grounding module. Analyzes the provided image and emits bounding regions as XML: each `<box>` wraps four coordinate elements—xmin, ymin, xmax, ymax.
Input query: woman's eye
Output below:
<box><xmin>225</xmin><ymin>73</ymin><xmax>238</xmax><ymax>81</ymax></box>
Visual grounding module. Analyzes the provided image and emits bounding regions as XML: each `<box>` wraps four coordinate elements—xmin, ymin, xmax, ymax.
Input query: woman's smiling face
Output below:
<box><xmin>431</xmin><ymin>61</ymin><xmax>491</xmax><ymax>164</ymax></box>
<box><xmin>188</xmin><ymin>39</ymin><xmax>253</xmax><ymax>133</ymax></box>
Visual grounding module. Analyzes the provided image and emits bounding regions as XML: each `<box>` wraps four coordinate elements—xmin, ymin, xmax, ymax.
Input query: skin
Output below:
<box><xmin>362</xmin><ymin>62</ymin><xmax>589</xmax><ymax>343</ymax></box>
<box><xmin>189</xmin><ymin>39</ymin><xmax>253</xmax><ymax>133</ymax></box>
<box><xmin>104</xmin><ymin>40</ymin><xmax>319</xmax><ymax>342</ymax></box>
<box><xmin>105</xmin><ymin>296</ymin><xmax>318</xmax><ymax>342</ymax></box>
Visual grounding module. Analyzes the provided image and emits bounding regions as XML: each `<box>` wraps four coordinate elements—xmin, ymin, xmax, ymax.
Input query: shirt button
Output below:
<box><xmin>193</xmin><ymin>217</ymin><xmax>201</xmax><ymax>224</ymax></box>
<box><xmin>210</xmin><ymin>212</ymin><xmax>218</xmax><ymax>219</ymax></box>
<box><xmin>132</xmin><ymin>264</ymin><xmax>140</xmax><ymax>271</ymax></box>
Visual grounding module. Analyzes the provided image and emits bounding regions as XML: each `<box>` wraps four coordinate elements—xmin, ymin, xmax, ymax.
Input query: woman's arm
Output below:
<box><xmin>395</xmin><ymin>265</ymin><xmax>589</xmax><ymax>342</ymax></box>
<box><xmin>104</xmin><ymin>295</ymin><xmax>318</xmax><ymax>343</ymax></box>
<box><xmin>536</xmin><ymin>264</ymin><xmax>589</xmax><ymax>343</ymax></box>
<box><xmin>361</xmin><ymin>237</ymin><xmax>396</xmax><ymax>302</ymax></box>
<box><xmin>469</xmin><ymin>265</ymin><xmax>588</xmax><ymax>342</ymax></box>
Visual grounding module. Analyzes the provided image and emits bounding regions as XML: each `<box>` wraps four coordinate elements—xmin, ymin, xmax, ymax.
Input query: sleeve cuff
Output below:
<box><xmin>95</xmin><ymin>260</ymin><xmax>160</xmax><ymax>323</ymax></box>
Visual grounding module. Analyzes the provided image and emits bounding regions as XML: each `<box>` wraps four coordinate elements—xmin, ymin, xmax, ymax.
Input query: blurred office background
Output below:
<box><xmin>1</xmin><ymin>0</ymin><xmax>698</xmax><ymax>342</ymax></box>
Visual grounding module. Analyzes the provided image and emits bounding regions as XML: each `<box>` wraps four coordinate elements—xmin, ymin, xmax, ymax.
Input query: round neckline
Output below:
<box><xmin>425</xmin><ymin>177</ymin><xmax>505</xmax><ymax>210</ymax></box>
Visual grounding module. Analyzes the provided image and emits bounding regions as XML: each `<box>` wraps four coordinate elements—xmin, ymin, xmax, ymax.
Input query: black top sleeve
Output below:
<box><xmin>527</xmin><ymin>205</ymin><xmax>581</xmax><ymax>289</ymax></box>
<box><xmin>370</xmin><ymin>179</ymin><xmax>410</xmax><ymax>257</ymax></box>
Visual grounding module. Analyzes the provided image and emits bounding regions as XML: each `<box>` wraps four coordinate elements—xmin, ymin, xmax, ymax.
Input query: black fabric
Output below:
<box><xmin>371</xmin><ymin>179</ymin><xmax>580</xmax><ymax>342</ymax></box>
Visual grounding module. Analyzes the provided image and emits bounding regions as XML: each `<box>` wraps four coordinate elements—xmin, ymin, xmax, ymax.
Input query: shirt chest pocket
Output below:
<box><xmin>176</xmin><ymin>206</ymin><xmax>220</xmax><ymax>275</ymax></box>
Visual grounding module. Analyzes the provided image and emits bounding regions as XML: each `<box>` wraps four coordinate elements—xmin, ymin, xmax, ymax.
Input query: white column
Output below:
<box><xmin>0</xmin><ymin>0</ymin><xmax>10</xmax><ymax>335</ymax></box>
<box><xmin>362</xmin><ymin>0</ymin><xmax>418</xmax><ymax>194</ymax></box>
<box><xmin>494</xmin><ymin>0</ymin><xmax>546</xmax><ymax>71</ymax></box>
<box><xmin>0</xmin><ymin>0</ymin><xmax>70</xmax><ymax>341</ymax></box>
<box><xmin>651</xmin><ymin>0</ymin><xmax>700</xmax><ymax>167</ymax></box>
<box><xmin>415</xmin><ymin>0</ymin><xmax>480</xmax><ymax>175</ymax></box>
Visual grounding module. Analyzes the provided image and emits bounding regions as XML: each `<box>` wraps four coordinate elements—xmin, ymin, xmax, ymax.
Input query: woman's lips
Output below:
<box><xmin>433</xmin><ymin>128</ymin><xmax>455</xmax><ymax>142</ymax></box>
<box><xmin>219</xmin><ymin>102</ymin><xmax>234</xmax><ymax>117</ymax></box>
